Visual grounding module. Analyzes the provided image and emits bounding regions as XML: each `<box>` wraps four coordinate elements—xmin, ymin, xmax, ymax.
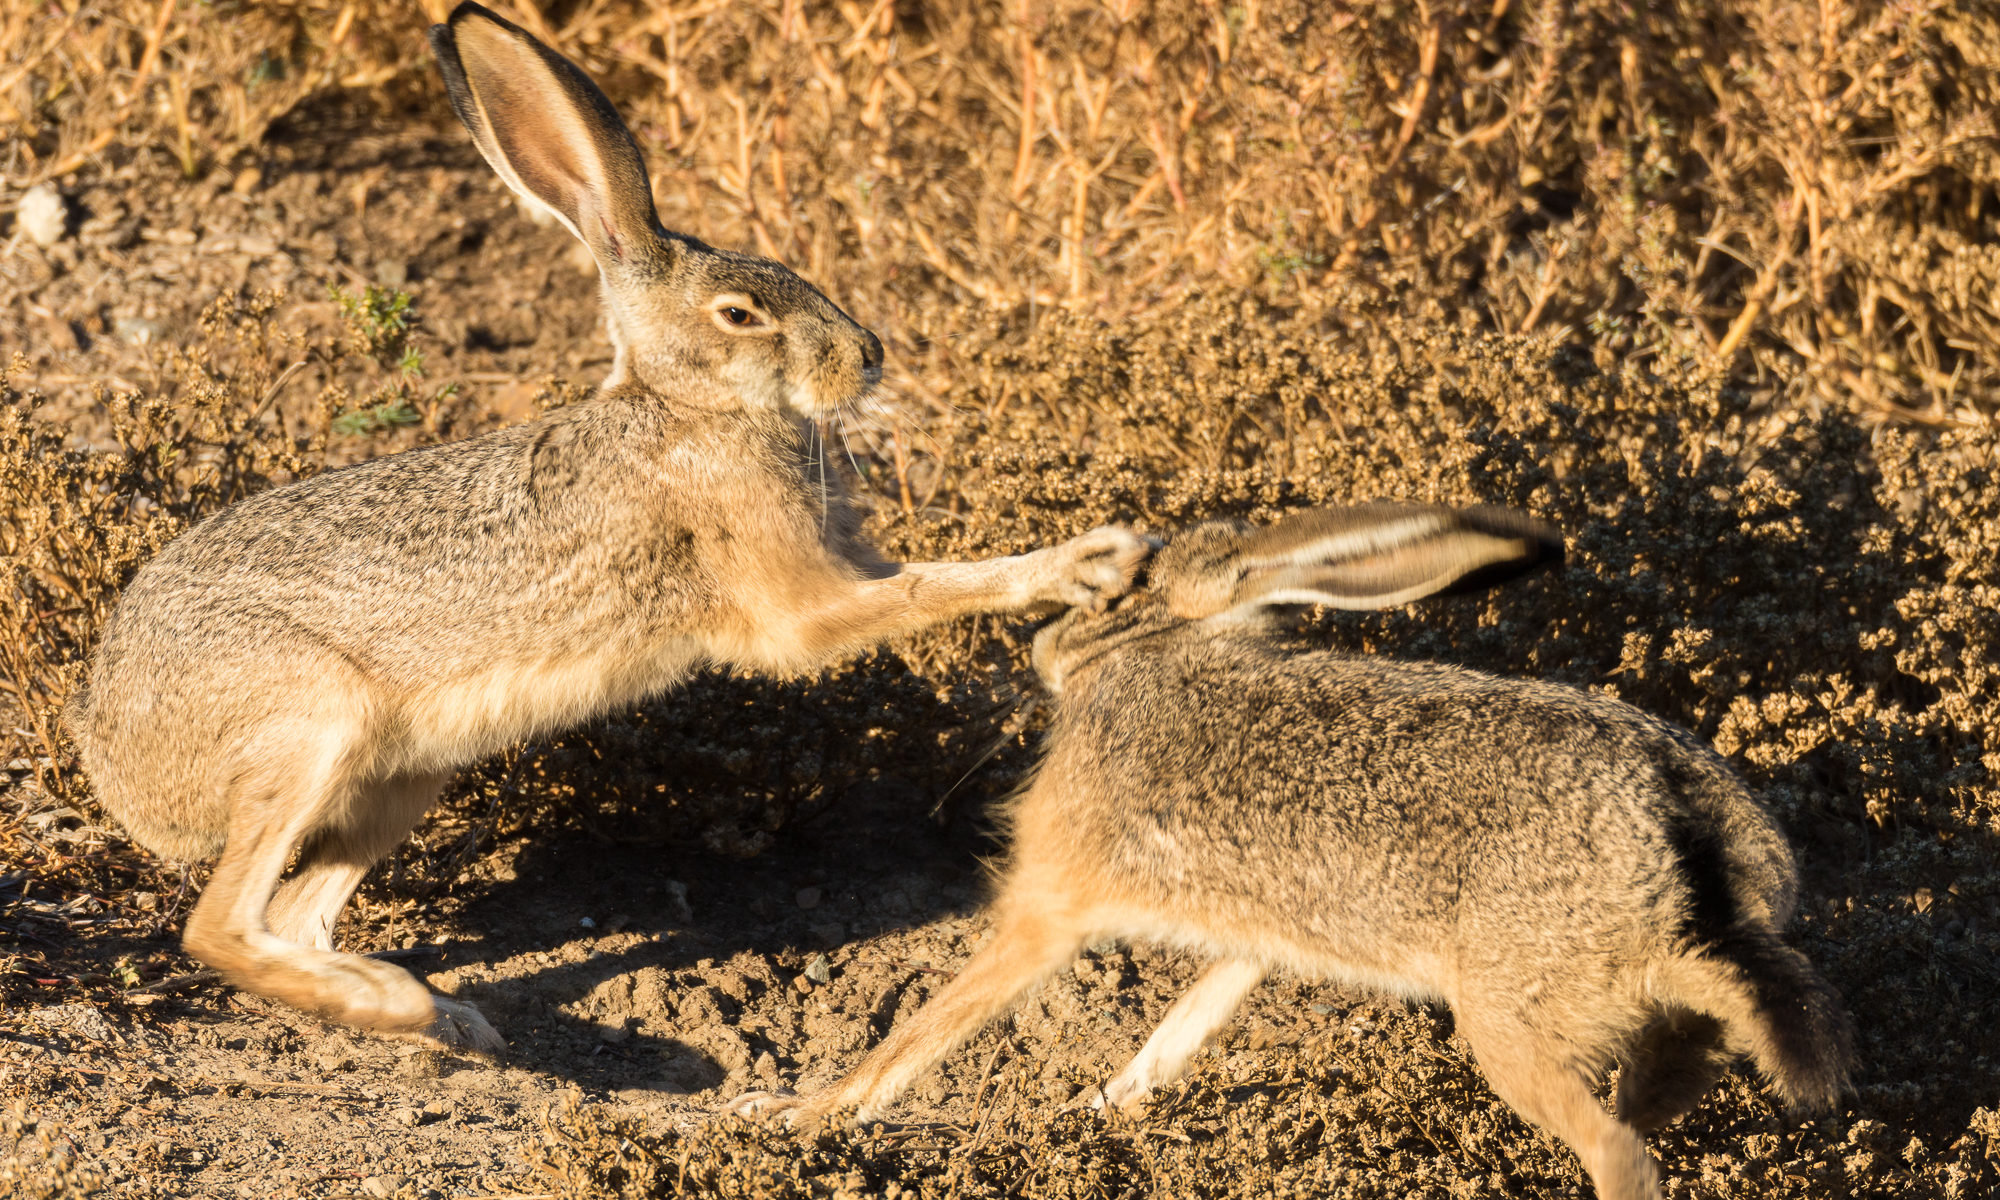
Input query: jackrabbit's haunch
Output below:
<box><xmin>732</xmin><ymin>504</ymin><xmax>1851</xmax><ymax>1200</ymax></box>
<box><xmin>65</xmin><ymin>1</ymin><xmax>1146</xmax><ymax>1053</ymax></box>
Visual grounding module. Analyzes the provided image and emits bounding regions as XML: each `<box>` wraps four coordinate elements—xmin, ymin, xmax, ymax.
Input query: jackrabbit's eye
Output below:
<box><xmin>722</xmin><ymin>306</ymin><xmax>756</xmax><ymax>327</ymax></box>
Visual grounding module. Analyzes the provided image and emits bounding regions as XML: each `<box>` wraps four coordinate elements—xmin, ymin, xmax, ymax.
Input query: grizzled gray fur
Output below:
<box><xmin>735</xmin><ymin>504</ymin><xmax>1851</xmax><ymax>1200</ymax></box>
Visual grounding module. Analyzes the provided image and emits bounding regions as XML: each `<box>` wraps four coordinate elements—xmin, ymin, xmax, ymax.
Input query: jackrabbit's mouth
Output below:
<box><xmin>859</xmin><ymin>365</ymin><xmax>884</xmax><ymax>392</ymax></box>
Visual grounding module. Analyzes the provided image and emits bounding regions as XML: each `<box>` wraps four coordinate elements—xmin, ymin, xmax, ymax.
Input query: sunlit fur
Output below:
<box><xmin>64</xmin><ymin>1</ymin><xmax>1147</xmax><ymax>1054</ymax></box>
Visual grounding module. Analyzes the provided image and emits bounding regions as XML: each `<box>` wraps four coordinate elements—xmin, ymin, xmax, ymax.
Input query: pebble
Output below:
<box><xmin>17</xmin><ymin>183</ymin><xmax>67</xmax><ymax>246</ymax></box>
<box><xmin>803</xmin><ymin>953</ymin><xmax>832</xmax><ymax>985</ymax></box>
<box><xmin>795</xmin><ymin>887</ymin><xmax>822</xmax><ymax>910</ymax></box>
<box><xmin>360</xmin><ymin>1175</ymin><xmax>407</xmax><ymax>1198</ymax></box>
<box><xmin>662</xmin><ymin>880</ymin><xmax>693</xmax><ymax>923</ymax></box>
<box><xmin>113</xmin><ymin>316</ymin><xmax>165</xmax><ymax>346</ymax></box>
<box><xmin>29</xmin><ymin>1003</ymin><xmax>116</xmax><ymax>1042</ymax></box>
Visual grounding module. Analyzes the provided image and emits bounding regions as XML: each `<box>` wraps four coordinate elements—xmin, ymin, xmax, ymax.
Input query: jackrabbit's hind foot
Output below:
<box><xmin>1614</xmin><ymin>1011</ymin><xmax>1730</xmax><ymax>1133</ymax></box>
<box><xmin>415</xmin><ymin>997</ymin><xmax>505</xmax><ymax>1055</ymax></box>
<box><xmin>723</xmin><ymin>1089</ymin><xmax>810</xmax><ymax>1126</ymax></box>
<box><xmin>1093</xmin><ymin>1074</ymin><xmax>1155</xmax><ymax>1113</ymax></box>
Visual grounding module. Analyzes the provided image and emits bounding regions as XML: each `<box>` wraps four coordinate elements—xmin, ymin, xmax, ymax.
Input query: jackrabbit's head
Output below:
<box><xmin>1032</xmin><ymin>504</ymin><xmax>1565</xmax><ymax>692</ymax></box>
<box><xmin>429</xmin><ymin>3</ymin><xmax>883</xmax><ymax>415</ymax></box>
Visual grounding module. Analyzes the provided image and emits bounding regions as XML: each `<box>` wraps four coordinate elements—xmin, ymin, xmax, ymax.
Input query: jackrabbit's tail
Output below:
<box><xmin>1654</xmin><ymin>922</ymin><xmax>1853</xmax><ymax>1113</ymax></box>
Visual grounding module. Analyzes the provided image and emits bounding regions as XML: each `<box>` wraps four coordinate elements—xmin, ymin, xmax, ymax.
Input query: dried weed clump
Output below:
<box><xmin>0</xmin><ymin>286</ymin><xmax>459</xmax><ymax>785</ymax></box>
<box><xmin>8</xmin><ymin>1</ymin><xmax>1997</xmax><ymax>414</ymax></box>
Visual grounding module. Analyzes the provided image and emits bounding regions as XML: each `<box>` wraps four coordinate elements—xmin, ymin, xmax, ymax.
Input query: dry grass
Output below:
<box><xmin>6</xmin><ymin>1</ymin><xmax>1998</xmax><ymax>418</ymax></box>
<box><xmin>5</xmin><ymin>3</ymin><xmax>2000</xmax><ymax>1196</ymax></box>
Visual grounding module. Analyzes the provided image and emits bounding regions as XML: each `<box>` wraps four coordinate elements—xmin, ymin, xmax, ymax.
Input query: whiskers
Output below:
<box><xmin>807</xmin><ymin>418</ymin><xmax>830</xmax><ymax>539</ymax></box>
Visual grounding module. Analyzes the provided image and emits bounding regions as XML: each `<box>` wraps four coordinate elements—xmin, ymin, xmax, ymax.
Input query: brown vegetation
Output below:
<box><xmin>4</xmin><ymin>1</ymin><xmax>2000</xmax><ymax>1197</ymax></box>
<box><xmin>7</xmin><ymin>0</ymin><xmax>1998</xmax><ymax>418</ymax></box>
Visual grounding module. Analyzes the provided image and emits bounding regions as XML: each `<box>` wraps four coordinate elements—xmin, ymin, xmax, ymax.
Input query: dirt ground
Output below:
<box><xmin>6</xmin><ymin>80</ymin><xmax>2000</xmax><ymax>1200</ymax></box>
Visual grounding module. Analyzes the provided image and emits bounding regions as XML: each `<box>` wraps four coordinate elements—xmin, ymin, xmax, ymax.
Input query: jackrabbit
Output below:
<box><xmin>731</xmin><ymin>504</ymin><xmax>1852</xmax><ymax>1200</ymax></box>
<box><xmin>63</xmin><ymin>2</ymin><xmax>1146</xmax><ymax>1052</ymax></box>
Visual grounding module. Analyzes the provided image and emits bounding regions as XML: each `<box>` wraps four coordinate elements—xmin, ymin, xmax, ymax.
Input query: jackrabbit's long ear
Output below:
<box><xmin>428</xmin><ymin>3</ymin><xmax>660</xmax><ymax>269</ymax></box>
<box><xmin>1223</xmin><ymin>503</ymin><xmax>1564</xmax><ymax>616</ymax></box>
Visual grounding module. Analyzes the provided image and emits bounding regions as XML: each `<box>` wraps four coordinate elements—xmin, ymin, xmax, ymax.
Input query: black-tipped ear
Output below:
<box><xmin>428</xmin><ymin>2</ymin><xmax>659</xmax><ymax>267</ymax></box>
<box><xmin>1223</xmin><ymin>503</ymin><xmax>1564</xmax><ymax>615</ymax></box>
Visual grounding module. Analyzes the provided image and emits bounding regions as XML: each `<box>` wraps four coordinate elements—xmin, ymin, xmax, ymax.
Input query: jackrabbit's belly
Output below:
<box><xmin>1111</xmin><ymin>889</ymin><xmax>1454</xmax><ymax>1000</ymax></box>
<box><xmin>396</xmin><ymin>636</ymin><xmax>705</xmax><ymax>771</ymax></box>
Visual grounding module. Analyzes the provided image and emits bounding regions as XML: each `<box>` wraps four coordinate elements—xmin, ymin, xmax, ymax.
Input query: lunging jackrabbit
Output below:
<box><xmin>63</xmin><ymin>2</ymin><xmax>1146</xmax><ymax>1052</ymax></box>
<box><xmin>732</xmin><ymin>504</ymin><xmax>1852</xmax><ymax>1200</ymax></box>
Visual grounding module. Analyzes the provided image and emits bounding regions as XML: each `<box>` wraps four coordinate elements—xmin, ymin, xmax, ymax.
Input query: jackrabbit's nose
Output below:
<box><xmin>861</xmin><ymin>330</ymin><xmax>885</xmax><ymax>371</ymax></box>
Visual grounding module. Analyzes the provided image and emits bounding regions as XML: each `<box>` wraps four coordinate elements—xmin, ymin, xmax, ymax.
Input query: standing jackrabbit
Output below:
<box><xmin>731</xmin><ymin>504</ymin><xmax>1852</xmax><ymax>1200</ymax></box>
<box><xmin>62</xmin><ymin>2</ymin><xmax>1145</xmax><ymax>1052</ymax></box>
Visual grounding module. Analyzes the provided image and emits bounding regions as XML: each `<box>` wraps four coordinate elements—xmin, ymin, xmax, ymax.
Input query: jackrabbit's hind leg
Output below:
<box><xmin>182</xmin><ymin>742</ymin><xmax>459</xmax><ymax>1046</ymax></box>
<box><xmin>262</xmin><ymin>773</ymin><xmax>501</xmax><ymax>1053</ymax></box>
<box><xmin>732</xmin><ymin>905</ymin><xmax>1089</xmax><ymax>1126</ymax></box>
<box><xmin>1614</xmin><ymin>1010</ymin><xmax>1730</xmax><ymax>1133</ymax></box>
<box><xmin>1458</xmin><ymin>1008</ymin><xmax>1662</xmax><ymax>1200</ymax></box>
<box><xmin>268</xmin><ymin>773</ymin><xmax>448</xmax><ymax>951</ymax></box>
<box><xmin>1099</xmin><ymin>958</ymin><xmax>1265</xmax><ymax>1111</ymax></box>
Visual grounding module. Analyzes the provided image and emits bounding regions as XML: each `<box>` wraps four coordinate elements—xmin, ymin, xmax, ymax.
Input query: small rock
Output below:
<box><xmin>374</xmin><ymin>259</ymin><xmax>408</xmax><ymax>287</ymax></box>
<box><xmin>578</xmin><ymin>916</ymin><xmax>596</xmax><ymax>929</ymax></box>
<box><xmin>663</xmin><ymin>880</ymin><xmax>693</xmax><ymax>923</ymax></box>
<box><xmin>112</xmin><ymin>316</ymin><xmax>165</xmax><ymax>346</ymax></box>
<box><xmin>803</xmin><ymin>953</ymin><xmax>832</xmax><ymax>985</ymax></box>
<box><xmin>29</xmin><ymin>1003</ymin><xmax>115</xmax><ymax>1043</ymax></box>
<box><xmin>360</xmin><ymin>1175</ymin><xmax>407</xmax><ymax>1198</ymax></box>
<box><xmin>232</xmin><ymin>166</ymin><xmax>263</xmax><ymax>194</ymax></box>
<box><xmin>809</xmin><ymin>921</ymin><xmax>846</xmax><ymax>947</ymax></box>
<box><xmin>795</xmin><ymin>887</ymin><xmax>822</xmax><ymax>911</ymax></box>
<box><xmin>391</xmin><ymin>1106</ymin><xmax>421</xmax><ymax>1127</ymax></box>
<box><xmin>17</xmin><ymin>183</ymin><xmax>67</xmax><ymax>247</ymax></box>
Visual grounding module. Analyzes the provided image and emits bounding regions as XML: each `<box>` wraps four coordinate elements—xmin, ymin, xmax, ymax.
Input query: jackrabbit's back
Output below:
<box><xmin>1023</xmin><ymin>631</ymin><xmax>1796</xmax><ymax>975</ymax></box>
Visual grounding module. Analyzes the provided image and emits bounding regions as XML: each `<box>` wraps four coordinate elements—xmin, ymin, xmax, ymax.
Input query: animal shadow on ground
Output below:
<box><xmin>413</xmin><ymin>666</ymin><xmax>1019</xmax><ymax>1102</ymax></box>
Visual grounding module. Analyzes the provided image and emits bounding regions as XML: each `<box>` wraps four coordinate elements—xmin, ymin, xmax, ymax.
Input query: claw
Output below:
<box><xmin>724</xmin><ymin>1089</ymin><xmax>805</xmax><ymax>1124</ymax></box>
<box><xmin>418</xmin><ymin>997</ymin><xmax>504</xmax><ymax>1055</ymax></box>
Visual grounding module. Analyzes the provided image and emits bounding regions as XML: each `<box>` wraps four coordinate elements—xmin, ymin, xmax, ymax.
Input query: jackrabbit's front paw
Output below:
<box><xmin>1042</xmin><ymin>526</ymin><xmax>1152</xmax><ymax>611</ymax></box>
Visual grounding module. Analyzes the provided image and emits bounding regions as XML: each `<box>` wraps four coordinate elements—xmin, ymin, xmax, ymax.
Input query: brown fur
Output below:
<box><xmin>63</xmin><ymin>2</ymin><xmax>1146</xmax><ymax>1052</ymax></box>
<box><xmin>731</xmin><ymin>505</ymin><xmax>1851</xmax><ymax>1200</ymax></box>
